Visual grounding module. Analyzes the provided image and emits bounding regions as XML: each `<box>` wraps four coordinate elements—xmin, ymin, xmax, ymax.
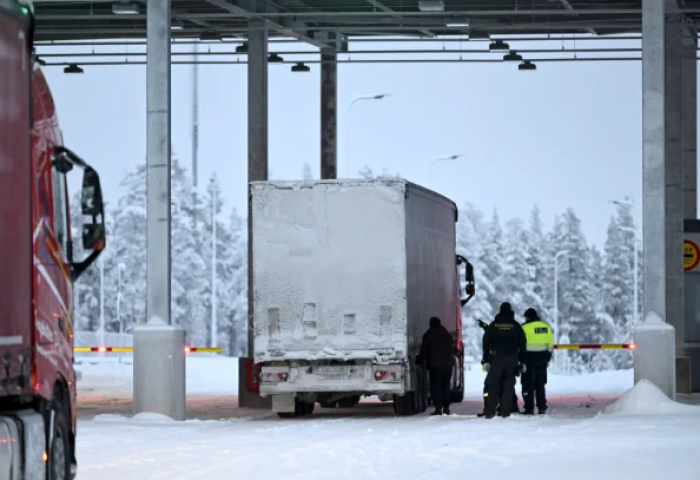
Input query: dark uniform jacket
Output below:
<box><xmin>419</xmin><ymin>324</ymin><xmax>454</xmax><ymax>368</ymax></box>
<box><xmin>481</xmin><ymin>310</ymin><xmax>527</xmax><ymax>364</ymax></box>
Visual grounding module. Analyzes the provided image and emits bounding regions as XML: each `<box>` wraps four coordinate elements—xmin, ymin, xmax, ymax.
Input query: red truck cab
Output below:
<box><xmin>0</xmin><ymin>1</ymin><xmax>106</xmax><ymax>479</ymax></box>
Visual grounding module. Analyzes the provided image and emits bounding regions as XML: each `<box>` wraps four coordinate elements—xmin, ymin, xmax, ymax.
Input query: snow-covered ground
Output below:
<box><xmin>76</xmin><ymin>354</ymin><xmax>634</xmax><ymax>398</ymax></box>
<box><xmin>74</xmin><ymin>355</ymin><xmax>700</xmax><ymax>480</ymax></box>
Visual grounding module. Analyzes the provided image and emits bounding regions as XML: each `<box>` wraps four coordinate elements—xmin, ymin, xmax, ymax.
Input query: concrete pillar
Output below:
<box><xmin>320</xmin><ymin>48</ymin><xmax>337</xmax><ymax>179</ymax></box>
<box><xmin>682</xmin><ymin>31</ymin><xmax>697</xmax><ymax>220</ymax></box>
<box><xmin>636</xmin><ymin>0</ymin><xmax>677</xmax><ymax>399</ymax></box>
<box><xmin>238</xmin><ymin>18</ymin><xmax>271</xmax><ymax>409</ymax></box>
<box><xmin>136</xmin><ymin>0</ymin><xmax>186</xmax><ymax>419</ymax></box>
<box><xmin>665</xmin><ymin>12</ymin><xmax>684</xmax><ymax>354</ymax></box>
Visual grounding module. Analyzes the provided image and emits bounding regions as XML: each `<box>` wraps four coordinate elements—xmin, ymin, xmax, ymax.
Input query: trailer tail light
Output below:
<box><xmin>277</xmin><ymin>372</ymin><xmax>288</xmax><ymax>382</ymax></box>
<box><xmin>184</xmin><ymin>347</ymin><xmax>192</xmax><ymax>353</ymax></box>
<box><xmin>97</xmin><ymin>346</ymin><xmax>107</xmax><ymax>353</ymax></box>
<box><xmin>374</xmin><ymin>370</ymin><xmax>396</xmax><ymax>381</ymax></box>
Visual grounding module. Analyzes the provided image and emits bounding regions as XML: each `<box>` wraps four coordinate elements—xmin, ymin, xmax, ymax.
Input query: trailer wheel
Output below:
<box><xmin>48</xmin><ymin>401</ymin><xmax>71</xmax><ymax>480</ymax></box>
<box><xmin>337</xmin><ymin>397</ymin><xmax>355</xmax><ymax>408</ymax></box>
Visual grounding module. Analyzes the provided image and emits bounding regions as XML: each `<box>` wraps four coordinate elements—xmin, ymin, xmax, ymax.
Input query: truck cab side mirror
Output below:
<box><xmin>465</xmin><ymin>261</ymin><xmax>475</xmax><ymax>297</ymax></box>
<box><xmin>80</xmin><ymin>168</ymin><xmax>105</xmax><ymax>251</ymax></box>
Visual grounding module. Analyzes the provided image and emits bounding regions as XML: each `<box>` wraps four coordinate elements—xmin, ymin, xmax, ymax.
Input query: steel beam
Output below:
<box><xmin>239</xmin><ymin>18</ymin><xmax>271</xmax><ymax>409</ymax></box>
<box><xmin>205</xmin><ymin>0</ymin><xmax>340</xmax><ymax>49</ymax></box>
<box><xmin>320</xmin><ymin>48</ymin><xmax>337</xmax><ymax>179</ymax></box>
<box><xmin>364</xmin><ymin>0</ymin><xmax>435</xmax><ymax>37</ymax></box>
<box><xmin>683</xmin><ymin>30</ymin><xmax>697</xmax><ymax>220</ymax></box>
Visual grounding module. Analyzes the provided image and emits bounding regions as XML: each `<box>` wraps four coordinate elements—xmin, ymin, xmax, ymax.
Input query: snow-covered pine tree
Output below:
<box><xmin>602</xmin><ymin>199</ymin><xmax>637</xmax><ymax>369</ymax></box>
<box><xmin>225</xmin><ymin>208</ymin><xmax>248</xmax><ymax>356</ymax></box>
<box><xmin>500</xmin><ymin>218</ymin><xmax>530</xmax><ymax>314</ymax></box>
<box><xmin>557</xmin><ymin>208</ymin><xmax>612</xmax><ymax>373</ymax></box>
<box><xmin>105</xmin><ymin>163</ymin><xmax>148</xmax><ymax>334</ymax></box>
<box><xmin>457</xmin><ymin>203</ymin><xmax>493</xmax><ymax>363</ymax></box>
<box><xmin>483</xmin><ymin>209</ymin><xmax>506</xmax><ymax>316</ymax></box>
<box><xmin>69</xmin><ymin>191</ymin><xmax>103</xmax><ymax>333</ymax></box>
<box><xmin>525</xmin><ymin>206</ymin><xmax>549</xmax><ymax>323</ymax></box>
<box><xmin>170</xmin><ymin>155</ymin><xmax>208</xmax><ymax>345</ymax></box>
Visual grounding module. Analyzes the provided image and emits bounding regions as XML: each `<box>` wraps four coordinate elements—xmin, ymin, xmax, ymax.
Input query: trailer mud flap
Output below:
<box><xmin>272</xmin><ymin>394</ymin><xmax>296</xmax><ymax>413</ymax></box>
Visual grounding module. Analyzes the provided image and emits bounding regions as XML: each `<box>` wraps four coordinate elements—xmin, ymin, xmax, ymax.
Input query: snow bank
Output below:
<box><xmin>603</xmin><ymin>379</ymin><xmax>700</xmax><ymax>416</ymax></box>
<box><xmin>465</xmin><ymin>365</ymin><xmax>633</xmax><ymax>398</ymax></box>
<box><xmin>76</xmin><ymin>354</ymin><xmax>239</xmax><ymax>397</ymax></box>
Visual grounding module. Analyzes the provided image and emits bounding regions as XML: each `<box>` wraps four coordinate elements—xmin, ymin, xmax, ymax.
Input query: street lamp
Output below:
<box><xmin>553</xmin><ymin>250</ymin><xmax>569</xmax><ymax>344</ymax></box>
<box><xmin>117</xmin><ymin>262</ymin><xmax>126</xmax><ymax>362</ymax></box>
<box><xmin>211</xmin><ymin>178</ymin><xmax>218</xmax><ymax>349</ymax></box>
<box><xmin>99</xmin><ymin>257</ymin><xmax>105</xmax><ymax>346</ymax></box>
<box><xmin>610</xmin><ymin>199</ymin><xmax>638</xmax><ymax>327</ymax></box>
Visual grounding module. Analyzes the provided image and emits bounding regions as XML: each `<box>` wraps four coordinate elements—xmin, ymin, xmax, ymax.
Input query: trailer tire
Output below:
<box><xmin>277</xmin><ymin>398</ymin><xmax>313</xmax><ymax>418</ymax></box>
<box><xmin>338</xmin><ymin>397</ymin><xmax>355</xmax><ymax>408</ymax></box>
<box><xmin>47</xmin><ymin>400</ymin><xmax>71</xmax><ymax>480</ymax></box>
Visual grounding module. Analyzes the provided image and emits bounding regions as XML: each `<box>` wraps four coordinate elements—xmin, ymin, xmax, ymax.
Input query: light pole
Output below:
<box><xmin>553</xmin><ymin>249</ymin><xmax>569</xmax><ymax>344</ymax></box>
<box><xmin>117</xmin><ymin>262</ymin><xmax>126</xmax><ymax>362</ymax></box>
<box><xmin>99</xmin><ymin>257</ymin><xmax>105</xmax><ymax>346</ymax></box>
<box><xmin>211</xmin><ymin>178</ymin><xmax>218</xmax><ymax>349</ymax></box>
<box><xmin>610</xmin><ymin>199</ymin><xmax>638</xmax><ymax>327</ymax></box>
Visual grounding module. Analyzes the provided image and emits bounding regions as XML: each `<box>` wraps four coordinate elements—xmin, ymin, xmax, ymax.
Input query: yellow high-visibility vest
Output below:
<box><xmin>522</xmin><ymin>320</ymin><xmax>554</xmax><ymax>353</ymax></box>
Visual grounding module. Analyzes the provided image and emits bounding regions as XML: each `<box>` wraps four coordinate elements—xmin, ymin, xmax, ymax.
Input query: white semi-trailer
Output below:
<box><xmin>251</xmin><ymin>179</ymin><xmax>474</xmax><ymax>417</ymax></box>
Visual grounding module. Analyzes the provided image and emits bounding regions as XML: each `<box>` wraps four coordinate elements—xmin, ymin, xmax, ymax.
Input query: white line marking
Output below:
<box><xmin>0</xmin><ymin>335</ymin><xmax>23</xmax><ymax>346</ymax></box>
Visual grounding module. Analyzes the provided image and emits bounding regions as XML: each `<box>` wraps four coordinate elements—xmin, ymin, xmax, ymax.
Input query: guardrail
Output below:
<box><xmin>73</xmin><ymin>346</ymin><xmax>222</xmax><ymax>353</ymax></box>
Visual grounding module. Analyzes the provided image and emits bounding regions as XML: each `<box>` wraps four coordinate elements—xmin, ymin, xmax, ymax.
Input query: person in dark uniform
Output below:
<box><xmin>418</xmin><ymin>317</ymin><xmax>455</xmax><ymax>416</ymax></box>
<box><xmin>481</xmin><ymin>302</ymin><xmax>527</xmax><ymax>419</ymax></box>
<box><xmin>521</xmin><ymin>308</ymin><xmax>554</xmax><ymax>415</ymax></box>
<box><xmin>476</xmin><ymin>319</ymin><xmax>521</xmax><ymax>416</ymax></box>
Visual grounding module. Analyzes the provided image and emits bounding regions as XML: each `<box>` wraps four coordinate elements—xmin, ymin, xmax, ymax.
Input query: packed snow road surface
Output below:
<box><xmin>78</xmin><ymin>399</ymin><xmax>700</xmax><ymax>480</ymax></box>
<box><xmin>73</xmin><ymin>356</ymin><xmax>700</xmax><ymax>479</ymax></box>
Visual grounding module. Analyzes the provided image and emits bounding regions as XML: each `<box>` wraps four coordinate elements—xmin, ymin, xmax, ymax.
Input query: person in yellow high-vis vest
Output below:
<box><xmin>521</xmin><ymin>308</ymin><xmax>554</xmax><ymax>415</ymax></box>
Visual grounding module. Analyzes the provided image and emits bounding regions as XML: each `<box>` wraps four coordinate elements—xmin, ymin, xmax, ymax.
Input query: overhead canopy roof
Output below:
<box><xmin>32</xmin><ymin>0</ymin><xmax>700</xmax><ymax>47</ymax></box>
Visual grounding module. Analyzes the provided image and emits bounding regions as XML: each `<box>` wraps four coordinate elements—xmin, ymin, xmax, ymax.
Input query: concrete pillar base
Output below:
<box><xmin>634</xmin><ymin>311</ymin><xmax>677</xmax><ymax>400</ymax></box>
<box><xmin>133</xmin><ymin>316</ymin><xmax>186</xmax><ymax>420</ymax></box>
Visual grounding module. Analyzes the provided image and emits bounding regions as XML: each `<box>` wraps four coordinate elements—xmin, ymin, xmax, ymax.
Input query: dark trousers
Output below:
<box><xmin>484</xmin><ymin>356</ymin><xmax>519</xmax><ymax>417</ymax></box>
<box><xmin>522</xmin><ymin>363</ymin><xmax>548</xmax><ymax>412</ymax></box>
<box><xmin>482</xmin><ymin>385</ymin><xmax>519</xmax><ymax>413</ymax></box>
<box><xmin>429</xmin><ymin>366</ymin><xmax>453</xmax><ymax>410</ymax></box>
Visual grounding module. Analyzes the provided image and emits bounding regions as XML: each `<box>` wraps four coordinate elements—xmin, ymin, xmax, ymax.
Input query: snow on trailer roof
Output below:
<box><xmin>250</xmin><ymin>178</ymin><xmax>458</xmax><ymax>212</ymax></box>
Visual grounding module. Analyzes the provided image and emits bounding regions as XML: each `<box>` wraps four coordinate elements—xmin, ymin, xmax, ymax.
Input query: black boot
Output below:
<box><xmin>430</xmin><ymin>408</ymin><xmax>443</xmax><ymax>416</ymax></box>
<box><xmin>443</xmin><ymin>407</ymin><xmax>450</xmax><ymax>415</ymax></box>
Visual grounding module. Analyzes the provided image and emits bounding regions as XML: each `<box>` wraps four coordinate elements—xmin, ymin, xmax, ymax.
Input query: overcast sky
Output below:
<box><xmin>41</xmin><ymin>36</ymin><xmax>672</xmax><ymax>248</ymax></box>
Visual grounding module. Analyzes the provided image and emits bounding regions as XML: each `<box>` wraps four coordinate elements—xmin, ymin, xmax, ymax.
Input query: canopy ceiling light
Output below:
<box><xmin>291</xmin><ymin>62</ymin><xmax>310</xmax><ymax>72</ymax></box>
<box><xmin>503</xmin><ymin>51</ymin><xmax>523</xmax><ymax>61</ymax></box>
<box><xmin>489</xmin><ymin>40</ymin><xmax>510</xmax><ymax>51</ymax></box>
<box><xmin>518</xmin><ymin>60</ymin><xmax>536</xmax><ymax>71</ymax></box>
<box><xmin>418</xmin><ymin>0</ymin><xmax>444</xmax><ymax>12</ymax></box>
<box><xmin>269</xmin><ymin>53</ymin><xmax>284</xmax><ymax>63</ymax></box>
<box><xmin>112</xmin><ymin>2</ymin><xmax>139</xmax><ymax>15</ymax></box>
<box><xmin>64</xmin><ymin>64</ymin><xmax>83</xmax><ymax>74</ymax></box>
